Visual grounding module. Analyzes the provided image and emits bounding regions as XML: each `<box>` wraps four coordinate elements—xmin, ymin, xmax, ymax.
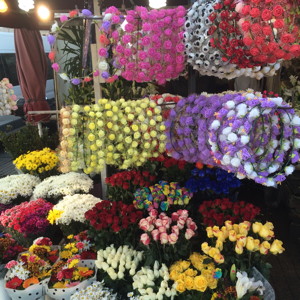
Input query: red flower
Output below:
<box><xmin>242</xmin><ymin>5</ymin><xmax>251</xmax><ymax>15</ymax></box>
<box><xmin>262</xmin><ymin>26</ymin><xmax>273</xmax><ymax>35</ymax></box>
<box><xmin>290</xmin><ymin>44</ymin><xmax>300</xmax><ymax>55</ymax></box>
<box><xmin>274</xmin><ymin>19</ymin><xmax>284</xmax><ymax>29</ymax></box>
<box><xmin>209</xmin><ymin>12</ymin><xmax>217</xmax><ymax>22</ymax></box>
<box><xmin>250</xmin><ymin>0</ymin><xmax>261</xmax><ymax>3</ymax></box>
<box><xmin>208</xmin><ymin>25</ymin><xmax>217</xmax><ymax>35</ymax></box>
<box><xmin>250</xmin><ymin>8</ymin><xmax>260</xmax><ymax>18</ymax></box>
<box><xmin>62</xmin><ymin>268</ymin><xmax>73</xmax><ymax>279</ymax></box>
<box><xmin>220</xmin><ymin>11</ymin><xmax>229</xmax><ymax>20</ymax></box>
<box><xmin>273</xmin><ymin>5</ymin><xmax>284</xmax><ymax>17</ymax></box>
<box><xmin>251</xmin><ymin>23</ymin><xmax>262</xmax><ymax>34</ymax></box>
<box><xmin>243</xmin><ymin>36</ymin><xmax>253</xmax><ymax>46</ymax></box>
<box><xmin>6</xmin><ymin>277</ymin><xmax>23</xmax><ymax>289</ymax></box>
<box><xmin>261</xmin><ymin>9</ymin><xmax>272</xmax><ymax>21</ymax></box>
<box><xmin>281</xmin><ymin>33</ymin><xmax>293</xmax><ymax>44</ymax></box>
<box><xmin>241</xmin><ymin>21</ymin><xmax>251</xmax><ymax>32</ymax></box>
<box><xmin>274</xmin><ymin>49</ymin><xmax>285</xmax><ymax>59</ymax></box>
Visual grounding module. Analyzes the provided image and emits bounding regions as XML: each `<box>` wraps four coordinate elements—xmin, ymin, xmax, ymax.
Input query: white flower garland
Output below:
<box><xmin>51</xmin><ymin>194</ymin><xmax>101</xmax><ymax>225</ymax></box>
<box><xmin>0</xmin><ymin>174</ymin><xmax>40</xmax><ymax>204</ymax></box>
<box><xmin>96</xmin><ymin>245</ymin><xmax>144</xmax><ymax>280</ymax></box>
<box><xmin>0</xmin><ymin>78</ymin><xmax>18</xmax><ymax>116</ymax></box>
<box><xmin>32</xmin><ymin>172</ymin><xmax>93</xmax><ymax>199</ymax></box>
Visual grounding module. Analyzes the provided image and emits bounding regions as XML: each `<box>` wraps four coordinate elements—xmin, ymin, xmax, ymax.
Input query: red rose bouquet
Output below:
<box><xmin>106</xmin><ymin>170</ymin><xmax>157</xmax><ymax>204</ymax></box>
<box><xmin>85</xmin><ymin>200</ymin><xmax>144</xmax><ymax>249</ymax></box>
<box><xmin>0</xmin><ymin>233</ymin><xmax>24</xmax><ymax>265</ymax></box>
<box><xmin>198</xmin><ymin>198</ymin><xmax>261</xmax><ymax>227</ymax></box>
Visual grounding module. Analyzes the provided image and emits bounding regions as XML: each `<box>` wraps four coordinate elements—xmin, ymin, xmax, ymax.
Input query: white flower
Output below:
<box><xmin>227</xmin><ymin>132</ymin><xmax>238</xmax><ymax>142</ymax></box>
<box><xmin>222</xmin><ymin>127</ymin><xmax>232</xmax><ymax>135</ymax></box>
<box><xmin>266</xmin><ymin>179</ymin><xmax>276</xmax><ymax>187</ymax></box>
<box><xmin>285</xmin><ymin>165</ymin><xmax>295</xmax><ymax>176</ymax></box>
<box><xmin>227</xmin><ymin>110</ymin><xmax>235</xmax><ymax>118</ymax></box>
<box><xmin>236</xmin><ymin>173</ymin><xmax>246</xmax><ymax>179</ymax></box>
<box><xmin>225</xmin><ymin>101</ymin><xmax>235</xmax><ymax>109</ymax></box>
<box><xmin>268</xmin><ymin>164</ymin><xmax>279</xmax><ymax>174</ymax></box>
<box><xmin>241</xmin><ymin>135</ymin><xmax>250</xmax><ymax>145</ymax></box>
<box><xmin>282</xmin><ymin>140</ymin><xmax>291</xmax><ymax>151</ymax></box>
<box><xmin>98</xmin><ymin>61</ymin><xmax>109</xmax><ymax>71</ymax></box>
<box><xmin>210</xmin><ymin>120</ymin><xmax>220</xmax><ymax>130</ymax></box>
<box><xmin>292</xmin><ymin>115</ymin><xmax>300</xmax><ymax>126</ymax></box>
<box><xmin>222</xmin><ymin>154</ymin><xmax>231</xmax><ymax>165</ymax></box>
<box><xmin>248</xmin><ymin>108</ymin><xmax>260</xmax><ymax>119</ymax></box>
<box><xmin>294</xmin><ymin>138</ymin><xmax>300</xmax><ymax>149</ymax></box>
<box><xmin>244</xmin><ymin>163</ymin><xmax>253</xmax><ymax>174</ymax></box>
<box><xmin>103</xmin><ymin>13</ymin><xmax>112</xmax><ymax>21</ymax></box>
<box><xmin>271</xmin><ymin>97</ymin><xmax>283</xmax><ymax>106</ymax></box>
<box><xmin>59</xmin><ymin>73</ymin><xmax>69</xmax><ymax>81</ymax></box>
<box><xmin>236</xmin><ymin>271</ymin><xmax>264</xmax><ymax>299</ymax></box>
<box><xmin>231</xmin><ymin>158</ymin><xmax>241</xmax><ymax>167</ymax></box>
<box><xmin>51</xmin><ymin>21</ymin><xmax>59</xmax><ymax>32</ymax></box>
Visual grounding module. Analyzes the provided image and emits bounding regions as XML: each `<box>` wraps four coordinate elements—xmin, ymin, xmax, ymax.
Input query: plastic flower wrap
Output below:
<box><xmin>198</xmin><ymin>198</ymin><xmax>261</xmax><ymax>226</ymax></box>
<box><xmin>0</xmin><ymin>174</ymin><xmax>40</xmax><ymax>205</ymax></box>
<box><xmin>131</xmin><ymin>261</ymin><xmax>177</xmax><ymax>300</ymax></box>
<box><xmin>113</xmin><ymin>6</ymin><xmax>186</xmax><ymax>84</ymax></box>
<box><xmin>134</xmin><ymin>181</ymin><xmax>193</xmax><ymax>211</ymax></box>
<box><xmin>165</xmin><ymin>91</ymin><xmax>300</xmax><ymax>187</ymax></box>
<box><xmin>139</xmin><ymin>209</ymin><xmax>197</xmax><ymax>266</ymax></box>
<box><xmin>32</xmin><ymin>172</ymin><xmax>93</xmax><ymax>202</ymax></box>
<box><xmin>70</xmin><ymin>281</ymin><xmax>118</xmax><ymax>300</ymax></box>
<box><xmin>0</xmin><ymin>199</ymin><xmax>53</xmax><ymax>246</ymax></box>
<box><xmin>60</xmin><ymin>231</ymin><xmax>97</xmax><ymax>261</ymax></box>
<box><xmin>13</xmin><ymin>148</ymin><xmax>59</xmax><ymax>179</ymax></box>
<box><xmin>0</xmin><ymin>233</ymin><xmax>24</xmax><ymax>265</ymax></box>
<box><xmin>106</xmin><ymin>170</ymin><xmax>157</xmax><ymax>204</ymax></box>
<box><xmin>59</xmin><ymin>98</ymin><xmax>166</xmax><ymax>174</ymax></box>
<box><xmin>185</xmin><ymin>166</ymin><xmax>241</xmax><ymax>196</ymax></box>
<box><xmin>85</xmin><ymin>200</ymin><xmax>143</xmax><ymax>249</ymax></box>
<box><xmin>169</xmin><ymin>252</ymin><xmax>221</xmax><ymax>294</ymax></box>
<box><xmin>0</xmin><ymin>78</ymin><xmax>18</xmax><ymax>116</ymax></box>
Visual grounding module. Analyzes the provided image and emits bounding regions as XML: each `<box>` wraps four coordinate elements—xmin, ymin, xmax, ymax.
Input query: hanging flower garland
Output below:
<box><xmin>47</xmin><ymin>9</ymin><xmax>101</xmax><ymax>85</ymax></box>
<box><xmin>238</xmin><ymin>0</ymin><xmax>300</xmax><ymax>63</ymax></box>
<box><xmin>184</xmin><ymin>0</ymin><xmax>281</xmax><ymax>79</ymax></box>
<box><xmin>0</xmin><ymin>78</ymin><xmax>18</xmax><ymax>116</ymax></box>
<box><xmin>113</xmin><ymin>6</ymin><xmax>186</xmax><ymax>85</ymax></box>
<box><xmin>165</xmin><ymin>91</ymin><xmax>300</xmax><ymax>187</ymax></box>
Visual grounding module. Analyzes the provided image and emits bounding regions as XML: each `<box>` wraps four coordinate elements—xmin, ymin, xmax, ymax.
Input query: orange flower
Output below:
<box><xmin>23</xmin><ymin>277</ymin><xmax>39</xmax><ymax>289</ymax></box>
<box><xmin>69</xmin><ymin>10</ymin><xmax>78</xmax><ymax>18</ymax></box>
<box><xmin>48</xmin><ymin>51</ymin><xmax>55</xmax><ymax>61</ymax></box>
<box><xmin>78</xmin><ymin>269</ymin><xmax>94</xmax><ymax>277</ymax></box>
<box><xmin>195</xmin><ymin>162</ymin><xmax>203</xmax><ymax>169</ymax></box>
<box><xmin>99</xmin><ymin>34</ymin><xmax>110</xmax><ymax>45</ymax></box>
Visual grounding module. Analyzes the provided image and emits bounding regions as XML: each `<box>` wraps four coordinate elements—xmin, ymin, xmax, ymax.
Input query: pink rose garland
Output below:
<box><xmin>113</xmin><ymin>6</ymin><xmax>186</xmax><ymax>85</ymax></box>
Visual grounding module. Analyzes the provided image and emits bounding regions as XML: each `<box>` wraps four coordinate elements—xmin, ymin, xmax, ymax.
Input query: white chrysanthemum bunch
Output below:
<box><xmin>32</xmin><ymin>172</ymin><xmax>93</xmax><ymax>199</ymax></box>
<box><xmin>5</xmin><ymin>261</ymin><xmax>30</xmax><ymax>281</ymax></box>
<box><xmin>70</xmin><ymin>281</ymin><xmax>118</xmax><ymax>300</ymax></box>
<box><xmin>0</xmin><ymin>78</ymin><xmax>17</xmax><ymax>116</ymax></box>
<box><xmin>0</xmin><ymin>174</ymin><xmax>40</xmax><ymax>204</ymax></box>
<box><xmin>132</xmin><ymin>261</ymin><xmax>177</xmax><ymax>300</ymax></box>
<box><xmin>51</xmin><ymin>194</ymin><xmax>101</xmax><ymax>225</ymax></box>
<box><xmin>96</xmin><ymin>245</ymin><xmax>144</xmax><ymax>280</ymax></box>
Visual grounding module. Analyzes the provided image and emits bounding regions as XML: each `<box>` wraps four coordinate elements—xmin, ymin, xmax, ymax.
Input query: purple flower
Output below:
<box><xmin>101</xmin><ymin>21</ymin><xmax>111</xmax><ymax>32</ymax></box>
<box><xmin>101</xmin><ymin>71</ymin><xmax>110</xmax><ymax>79</ymax></box>
<box><xmin>71</xmin><ymin>78</ymin><xmax>81</xmax><ymax>85</ymax></box>
<box><xmin>82</xmin><ymin>9</ymin><xmax>93</xmax><ymax>17</ymax></box>
<box><xmin>47</xmin><ymin>34</ymin><xmax>56</xmax><ymax>45</ymax></box>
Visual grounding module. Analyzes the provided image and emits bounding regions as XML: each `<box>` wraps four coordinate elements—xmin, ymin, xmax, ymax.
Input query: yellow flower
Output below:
<box><xmin>68</xmin><ymin>259</ymin><xmax>79</xmax><ymax>269</ymax></box>
<box><xmin>270</xmin><ymin>239</ymin><xmax>285</xmax><ymax>254</ymax></box>
<box><xmin>60</xmin><ymin>250</ymin><xmax>73</xmax><ymax>259</ymax></box>
<box><xmin>184</xmin><ymin>268</ymin><xmax>197</xmax><ymax>277</ymax></box>
<box><xmin>193</xmin><ymin>275</ymin><xmax>208</xmax><ymax>292</ymax></box>
<box><xmin>184</xmin><ymin>276</ymin><xmax>194</xmax><ymax>290</ymax></box>
<box><xmin>252</xmin><ymin>222</ymin><xmax>263</xmax><ymax>233</ymax></box>
<box><xmin>175</xmin><ymin>280</ymin><xmax>186</xmax><ymax>293</ymax></box>
<box><xmin>53</xmin><ymin>282</ymin><xmax>67</xmax><ymax>288</ymax></box>
<box><xmin>47</xmin><ymin>209</ymin><xmax>63</xmax><ymax>225</ymax></box>
<box><xmin>259</xmin><ymin>241</ymin><xmax>271</xmax><ymax>255</ymax></box>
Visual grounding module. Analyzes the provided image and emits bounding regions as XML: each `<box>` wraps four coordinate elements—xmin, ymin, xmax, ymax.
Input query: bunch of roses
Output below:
<box><xmin>48</xmin><ymin>9</ymin><xmax>100</xmax><ymax>85</ymax></box>
<box><xmin>0</xmin><ymin>233</ymin><xmax>24</xmax><ymax>264</ymax></box>
<box><xmin>60</xmin><ymin>231</ymin><xmax>97</xmax><ymax>260</ymax></box>
<box><xmin>139</xmin><ymin>209</ymin><xmax>197</xmax><ymax>246</ymax></box>
<box><xmin>113</xmin><ymin>6</ymin><xmax>186</xmax><ymax>84</ymax></box>
<box><xmin>0</xmin><ymin>198</ymin><xmax>53</xmax><ymax>237</ymax></box>
<box><xmin>0</xmin><ymin>78</ymin><xmax>17</xmax><ymax>116</ymax></box>
<box><xmin>134</xmin><ymin>181</ymin><xmax>193</xmax><ymax>211</ymax></box>
<box><xmin>32</xmin><ymin>172</ymin><xmax>93</xmax><ymax>201</ymax></box>
<box><xmin>185</xmin><ymin>167</ymin><xmax>241</xmax><ymax>195</ymax></box>
<box><xmin>198</xmin><ymin>198</ymin><xmax>261</xmax><ymax>227</ymax></box>
<box><xmin>98</xmin><ymin>6</ymin><xmax>123</xmax><ymax>83</ymax></box>
<box><xmin>184</xmin><ymin>0</ymin><xmax>281</xmax><ymax>79</ymax></box>
<box><xmin>165</xmin><ymin>91</ymin><xmax>300</xmax><ymax>186</ymax></box>
<box><xmin>59</xmin><ymin>98</ymin><xmax>166</xmax><ymax>173</ymax></box>
<box><xmin>132</xmin><ymin>261</ymin><xmax>177</xmax><ymax>300</ymax></box>
<box><xmin>238</xmin><ymin>0</ymin><xmax>300</xmax><ymax>63</ymax></box>
<box><xmin>0</xmin><ymin>174</ymin><xmax>40</xmax><ymax>205</ymax></box>
<box><xmin>5</xmin><ymin>254</ymin><xmax>51</xmax><ymax>290</ymax></box>
<box><xmin>201</xmin><ymin>220</ymin><xmax>285</xmax><ymax>266</ymax></box>
<box><xmin>169</xmin><ymin>252</ymin><xmax>221</xmax><ymax>294</ymax></box>
<box><xmin>150</xmin><ymin>94</ymin><xmax>182</xmax><ymax>119</ymax></box>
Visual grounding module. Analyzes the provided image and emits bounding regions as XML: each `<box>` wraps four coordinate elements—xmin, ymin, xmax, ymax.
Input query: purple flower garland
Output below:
<box><xmin>166</xmin><ymin>91</ymin><xmax>300</xmax><ymax>187</ymax></box>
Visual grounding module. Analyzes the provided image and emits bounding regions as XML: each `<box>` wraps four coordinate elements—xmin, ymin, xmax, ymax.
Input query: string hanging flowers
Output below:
<box><xmin>0</xmin><ymin>78</ymin><xmax>18</xmax><ymax>116</ymax></box>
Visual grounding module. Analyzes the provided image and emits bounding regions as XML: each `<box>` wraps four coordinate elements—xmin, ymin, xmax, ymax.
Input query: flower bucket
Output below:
<box><xmin>45</xmin><ymin>260</ymin><xmax>96</xmax><ymax>300</ymax></box>
<box><xmin>252</xmin><ymin>267</ymin><xmax>275</xmax><ymax>300</ymax></box>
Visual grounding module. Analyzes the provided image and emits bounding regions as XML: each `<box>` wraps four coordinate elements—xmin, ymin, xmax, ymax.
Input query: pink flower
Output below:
<box><xmin>57</xmin><ymin>271</ymin><xmax>64</xmax><ymax>281</ymax></box>
<box><xmin>172</xmin><ymin>225</ymin><xmax>179</xmax><ymax>235</ymax></box>
<box><xmin>149</xmin><ymin>209</ymin><xmax>158</xmax><ymax>219</ymax></box>
<box><xmin>177</xmin><ymin>218</ymin><xmax>186</xmax><ymax>229</ymax></box>
<box><xmin>140</xmin><ymin>233</ymin><xmax>151</xmax><ymax>245</ymax></box>
<box><xmin>176</xmin><ymin>56</ymin><xmax>185</xmax><ymax>64</ymax></box>
<box><xmin>178</xmin><ymin>209</ymin><xmax>189</xmax><ymax>219</ymax></box>
<box><xmin>155</xmin><ymin>219</ymin><xmax>163</xmax><ymax>227</ymax></box>
<box><xmin>112</xmin><ymin>15</ymin><xmax>120</xmax><ymax>24</ymax></box>
<box><xmin>60</xmin><ymin>15</ymin><xmax>68</xmax><ymax>22</ymax></box>
<box><xmin>188</xmin><ymin>221</ymin><xmax>197</xmax><ymax>231</ymax></box>
<box><xmin>160</xmin><ymin>232</ymin><xmax>168</xmax><ymax>244</ymax></box>
<box><xmin>124</xmin><ymin>48</ymin><xmax>132</xmax><ymax>56</ymax></box>
<box><xmin>122</xmin><ymin>35</ymin><xmax>132</xmax><ymax>44</ymax></box>
<box><xmin>171</xmin><ymin>212</ymin><xmax>179</xmax><ymax>222</ymax></box>
<box><xmin>176</xmin><ymin>44</ymin><xmax>184</xmax><ymax>52</ymax></box>
<box><xmin>168</xmin><ymin>233</ymin><xmax>178</xmax><ymax>244</ymax></box>
<box><xmin>125</xmin><ymin>23</ymin><xmax>134</xmax><ymax>32</ymax></box>
<box><xmin>98</xmin><ymin>48</ymin><xmax>107</xmax><ymax>57</ymax></box>
<box><xmin>142</xmin><ymin>23</ymin><xmax>151</xmax><ymax>31</ymax></box>
<box><xmin>139</xmin><ymin>219</ymin><xmax>151</xmax><ymax>231</ymax></box>
<box><xmin>115</xmin><ymin>45</ymin><xmax>124</xmax><ymax>53</ymax></box>
<box><xmin>51</xmin><ymin>63</ymin><xmax>59</xmax><ymax>72</ymax></box>
<box><xmin>185</xmin><ymin>228</ymin><xmax>195</xmax><ymax>240</ymax></box>
<box><xmin>163</xmin><ymin>40</ymin><xmax>172</xmax><ymax>50</ymax></box>
<box><xmin>111</xmin><ymin>30</ymin><xmax>119</xmax><ymax>40</ymax></box>
<box><xmin>66</xmin><ymin>282</ymin><xmax>80</xmax><ymax>287</ymax></box>
<box><xmin>164</xmin><ymin>29</ymin><xmax>172</xmax><ymax>36</ymax></box>
<box><xmin>76</xmin><ymin>242</ymin><xmax>84</xmax><ymax>249</ymax></box>
<box><xmin>138</xmin><ymin>51</ymin><xmax>148</xmax><ymax>60</ymax></box>
<box><xmin>5</xmin><ymin>260</ymin><xmax>18</xmax><ymax>269</ymax></box>
<box><xmin>141</xmin><ymin>36</ymin><xmax>151</xmax><ymax>46</ymax></box>
<box><xmin>151</xmin><ymin>229</ymin><xmax>160</xmax><ymax>241</ymax></box>
<box><xmin>158</xmin><ymin>226</ymin><xmax>167</xmax><ymax>233</ymax></box>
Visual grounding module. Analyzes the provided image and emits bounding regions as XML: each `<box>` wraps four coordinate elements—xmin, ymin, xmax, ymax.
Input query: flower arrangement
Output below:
<box><xmin>60</xmin><ymin>231</ymin><xmax>97</xmax><ymax>260</ymax></box>
<box><xmin>32</xmin><ymin>172</ymin><xmax>93</xmax><ymax>201</ymax></box>
<box><xmin>70</xmin><ymin>281</ymin><xmax>118</xmax><ymax>300</ymax></box>
<box><xmin>13</xmin><ymin>147</ymin><xmax>59</xmax><ymax>179</ymax></box>
<box><xmin>0</xmin><ymin>78</ymin><xmax>17</xmax><ymax>116</ymax></box>
<box><xmin>139</xmin><ymin>209</ymin><xmax>197</xmax><ymax>265</ymax></box>
<box><xmin>112</xmin><ymin>6</ymin><xmax>186</xmax><ymax>84</ymax></box>
<box><xmin>185</xmin><ymin>166</ymin><xmax>241</xmax><ymax>196</ymax></box>
<box><xmin>169</xmin><ymin>252</ymin><xmax>221</xmax><ymax>294</ymax></box>
<box><xmin>133</xmin><ymin>181</ymin><xmax>193</xmax><ymax>211</ymax></box>
<box><xmin>85</xmin><ymin>200</ymin><xmax>143</xmax><ymax>249</ymax></box>
<box><xmin>106</xmin><ymin>170</ymin><xmax>157</xmax><ymax>204</ymax></box>
<box><xmin>47</xmin><ymin>194</ymin><xmax>102</xmax><ymax>235</ymax></box>
<box><xmin>59</xmin><ymin>98</ymin><xmax>166</xmax><ymax>173</ymax></box>
<box><xmin>0</xmin><ymin>233</ymin><xmax>24</xmax><ymax>264</ymax></box>
<box><xmin>198</xmin><ymin>199</ymin><xmax>261</xmax><ymax>227</ymax></box>
<box><xmin>131</xmin><ymin>261</ymin><xmax>177</xmax><ymax>299</ymax></box>
<box><xmin>0</xmin><ymin>199</ymin><xmax>53</xmax><ymax>245</ymax></box>
<box><xmin>165</xmin><ymin>91</ymin><xmax>300</xmax><ymax>187</ymax></box>
<box><xmin>0</xmin><ymin>174</ymin><xmax>40</xmax><ymax>205</ymax></box>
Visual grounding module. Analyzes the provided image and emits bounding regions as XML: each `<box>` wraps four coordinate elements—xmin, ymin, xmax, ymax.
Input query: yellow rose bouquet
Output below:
<box><xmin>13</xmin><ymin>148</ymin><xmax>59</xmax><ymax>179</ymax></box>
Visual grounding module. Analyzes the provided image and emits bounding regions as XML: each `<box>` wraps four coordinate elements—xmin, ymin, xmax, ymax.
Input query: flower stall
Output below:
<box><xmin>0</xmin><ymin>1</ymin><xmax>299</xmax><ymax>300</ymax></box>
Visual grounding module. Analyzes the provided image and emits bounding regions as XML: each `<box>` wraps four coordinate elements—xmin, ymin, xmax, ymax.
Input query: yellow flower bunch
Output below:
<box><xmin>169</xmin><ymin>252</ymin><xmax>220</xmax><ymax>294</ymax></box>
<box><xmin>47</xmin><ymin>209</ymin><xmax>63</xmax><ymax>225</ymax></box>
<box><xmin>60</xmin><ymin>242</ymin><xmax>79</xmax><ymax>260</ymax></box>
<box><xmin>201</xmin><ymin>220</ymin><xmax>285</xmax><ymax>264</ymax></box>
<box><xmin>14</xmin><ymin>148</ymin><xmax>58</xmax><ymax>175</ymax></box>
<box><xmin>59</xmin><ymin>98</ymin><xmax>167</xmax><ymax>174</ymax></box>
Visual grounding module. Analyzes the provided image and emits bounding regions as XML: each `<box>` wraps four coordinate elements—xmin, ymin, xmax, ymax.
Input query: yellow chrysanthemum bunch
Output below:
<box><xmin>201</xmin><ymin>220</ymin><xmax>285</xmax><ymax>265</ymax></box>
<box><xmin>169</xmin><ymin>252</ymin><xmax>220</xmax><ymax>294</ymax></box>
<box><xmin>59</xmin><ymin>98</ymin><xmax>166</xmax><ymax>174</ymax></box>
<box><xmin>13</xmin><ymin>148</ymin><xmax>58</xmax><ymax>176</ymax></box>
